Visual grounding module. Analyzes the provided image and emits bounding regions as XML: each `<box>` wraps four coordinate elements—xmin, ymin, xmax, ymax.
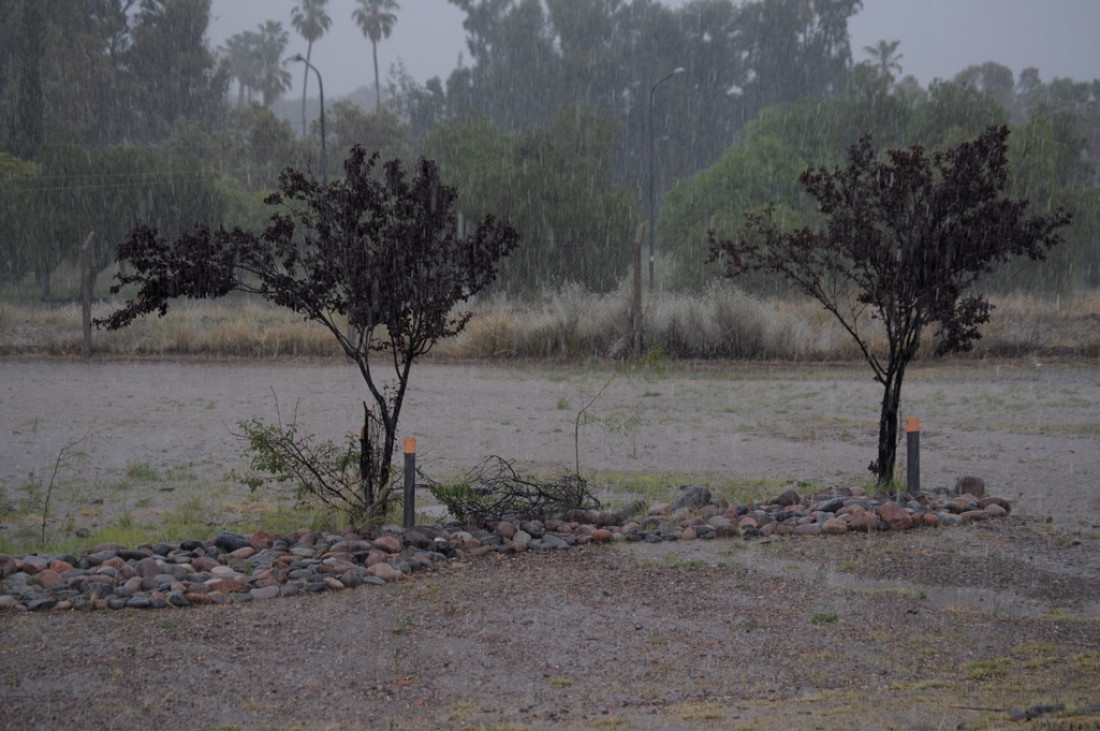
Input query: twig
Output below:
<box><xmin>41</xmin><ymin>436</ymin><xmax>86</xmax><ymax>551</ymax></box>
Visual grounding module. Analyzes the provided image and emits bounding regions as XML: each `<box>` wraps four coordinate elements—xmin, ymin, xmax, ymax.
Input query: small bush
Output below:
<box><xmin>235</xmin><ymin>415</ymin><xmax>391</xmax><ymax>526</ymax></box>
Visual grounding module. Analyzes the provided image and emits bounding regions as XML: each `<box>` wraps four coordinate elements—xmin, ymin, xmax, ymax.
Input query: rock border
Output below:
<box><xmin>0</xmin><ymin>486</ymin><xmax>1011</xmax><ymax>612</ymax></box>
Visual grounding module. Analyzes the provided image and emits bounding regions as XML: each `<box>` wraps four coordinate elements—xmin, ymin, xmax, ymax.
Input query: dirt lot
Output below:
<box><xmin>1</xmin><ymin>357</ymin><xmax>1099</xmax><ymax>730</ymax></box>
<box><xmin>2</xmin><ymin>357</ymin><xmax>1098</xmax><ymax>530</ymax></box>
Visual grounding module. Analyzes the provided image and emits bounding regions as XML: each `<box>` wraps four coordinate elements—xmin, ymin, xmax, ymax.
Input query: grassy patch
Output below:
<box><xmin>125</xmin><ymin>461</ymin><xmax>159</xmax><ymax>482</ymax></box>
<box><xmin>810</xmin><ymin>611</ymin><xmax>839</xmax><ymax>625</ymax></box>
<box><xmin>967</xmin><ymin>657</ymin><xmax>1011</xmax><ymax>680</ymax></box>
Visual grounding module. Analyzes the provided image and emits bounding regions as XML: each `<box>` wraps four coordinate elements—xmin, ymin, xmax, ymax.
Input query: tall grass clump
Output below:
<box><xmin>445</xmin><ymin>281</ymin><xmax>867</xmax><ymax>360</ymax></box>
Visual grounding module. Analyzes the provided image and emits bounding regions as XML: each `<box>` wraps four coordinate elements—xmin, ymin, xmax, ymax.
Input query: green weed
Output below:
<box><xmin>126</xmin><ymin>461</ymin><xmax>160</xmax><ymax>482</ymax></box>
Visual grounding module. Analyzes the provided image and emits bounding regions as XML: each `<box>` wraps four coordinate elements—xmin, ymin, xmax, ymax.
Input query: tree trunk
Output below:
<box><xmin>875</xmin><ymin>366</ymin><xmax>907</xmax><ymax>485</ymax></box>
<box><xmin>372</xmin><ymin>40</ymin><xmax>381</xmax><ymax>112</ymax></box>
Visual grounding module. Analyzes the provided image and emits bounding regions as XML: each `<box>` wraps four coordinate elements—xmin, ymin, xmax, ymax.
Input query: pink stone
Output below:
<box><xmin>248</xmin><ymin>531</ymin><xmax>276</xmax><ymax>549</ymax></box>
<box><xmin>983</xmin><ymin>503</ymin><xmax>1008</xmax><ymax>517</ymax></box>
<box><xmin>372</xmin><ymin>535</ymin><xmax>402</xmax><ymax>554</ymax></box>
<box><xmin>978</xmin><ymin>497</ymin><xmax>1011</xmax><ymax>514</ymax></box>
<box><xmin>821</xmin><ymin>518</ymin><xmax>848</xmax><ymax>535</ymax></box>
<box><xmin>49</xmin><ymin>559</ymin><xmax>74</xmax><ymax>574</ymax></box>
<box><xmin>207</xmin><ymin>577</ymin><xmax>249</xmax><ymax>594</ymax></box>
<box><xmin>35</xmin><ymin>569</ymin><xmax>63</xmax><ymax>589</ymax></box>
<box><xmin>848</xmin><ymin>513</ymin><xmax>880</xmax><ymax>532</ymax></box>
<box><xmin>228</xmin><ymin>546</ymin><xmax>255</xmax><ymax>559</ymax></box>
<box><xmin>773</xmin><ymin>489</ymin><xmax>802</xmax><ymax>507</ymax></box>
<box><xmin>191</xmin><ymin>556</ymin><xmax>221</xmax><ymax>572</ymax></box>
<box><xmin>793</xmin><ymin>523</ymin><xmax>821</xmax><ymax>536</ymax></box>
<box><xmin>367</xmin><ymin>563</ymin><xmax>403</xmax><ymax>582</ymax></box>
<box><xmin>365</xmin><ymin>550</ymin><xmax>391</xmax><ymax>567</ymax></box>
<box><xmin>738</xmin><ymin>516</ymin><xmax>758</xmax><ymax>529</ymax></box>
<box><xmin>321</xmin><ymin>558</ymin><xmax>358</xmax><ymax>574</ymax></box>
<box><xmin>716</xmin><ymin>523</ymin><xmax>741</xmax><ymax>538</ymax></box>
<box><xmin>495</xmin><ymin>521</ymin><xmax>517</xmax><ymax>540</ymax></box>
<box><xmin>680</xmin><ymin>527</ymin><xmax>697</xmax><ymax>540</ymax></box>
<box><xmin>596</xmin><ymin>511</ymin><xmax>619</xmax><ymax>527</ymax></box>
<box><xmin>878</xmin><ymin>503</ymin><xmax>913</xmax><ymax>531</ymax></box>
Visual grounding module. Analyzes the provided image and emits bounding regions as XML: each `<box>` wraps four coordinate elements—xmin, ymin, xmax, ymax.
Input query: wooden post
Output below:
<box><xmin>905</xmin><ymin>417</ymin><xmax>920</xmax><ymax>498</ymax></box>
<box><xmin>80</xmin><ymin>232</ymin><xmax>94</xmax><ymax>360</ymax></box>
<box><xmin>403</xmin><ymin>437</ymin><xmax>416</xmax><ymax>529</ymax></box>
<box><xmin>632</xmin><ymin>222</ymin><xmax>645</xmax><ymax>357</ymax></box>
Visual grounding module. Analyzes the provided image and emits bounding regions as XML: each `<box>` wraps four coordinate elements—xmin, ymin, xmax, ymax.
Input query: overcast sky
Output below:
<box><xmin>207</xmin><ymin>0</ymin><xmax>1100</xmax><ymax>99</ymax></box>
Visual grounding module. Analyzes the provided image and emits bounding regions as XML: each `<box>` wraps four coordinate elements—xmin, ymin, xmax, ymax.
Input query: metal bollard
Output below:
<box><xmin>403</xmin><ymin>438</ymin><xmax>416</xmax><ymax>529</ymax></box>
<box><xmin>906</xmin><ymin>417</ymin><xmax>920</xmax><ymax>497</ymax></box>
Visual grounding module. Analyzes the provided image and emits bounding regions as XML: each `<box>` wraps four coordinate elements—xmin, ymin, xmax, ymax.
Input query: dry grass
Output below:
<box><xmin>0</xmin><ymin>298</ymin><xmax>341</xmax><ymax>358</ymax></box>
<box><xmin>444</xmin><ymin>285</ymin><xmax>1100</xmax><ymax>361</ymax></box>
<box><xmin>1</xmin><ymin>287</ymin><xmax>1097</xmax><ymax>361</ymax></box>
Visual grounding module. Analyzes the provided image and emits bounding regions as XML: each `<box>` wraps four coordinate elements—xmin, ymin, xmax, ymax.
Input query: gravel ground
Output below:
<box><xmin>1</xmin><ymin>357</ymin><xmax>1099</xmax><ymax>729</ymax></box>
<box><xmin>1</xmin><ymin>520</ymin><xmax>1098</xmax><ymax>730</ymax></box>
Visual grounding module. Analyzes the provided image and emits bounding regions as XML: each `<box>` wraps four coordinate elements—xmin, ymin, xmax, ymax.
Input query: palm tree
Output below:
<box><xmin>291</xmin><ymin>0</ymin><xmax>332</xmax><ymax>135</ymax></box>
<box><xmin>352</xmin><ymin>0</ymin><xmax>400</xmax><ymax>112</ymax></box>
<box><xmin>257</xmin><ymin>20</ymin><xmax>292</xmax><ymax>107</ymax></box>
<box><xmin>862</xmin><ymin>39</ymin><xmax>903</xmax><ymax>82</ymax></box>
<box><xmin>223</xmin><ymin>30</ymin><xmax>262</xmax><ymax>106</ymax></box>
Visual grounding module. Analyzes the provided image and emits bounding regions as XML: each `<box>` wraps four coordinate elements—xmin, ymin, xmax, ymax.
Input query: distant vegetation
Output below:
<box><xmin>2</xmin><ymin>0</ymin><xmax>1098</xmax><ymax>316</ymax></box>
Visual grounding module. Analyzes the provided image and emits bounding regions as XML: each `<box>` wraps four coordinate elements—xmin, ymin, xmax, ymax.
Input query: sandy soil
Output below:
<box><xmin>2</xmin><ymin>357</ymin><xmax>1098</xmax><ymax>530</ymax></box>
<box><xmin>1</xmin><ymin>357</ymin><xmax>1099</xmax><ymax>730</ymax></box>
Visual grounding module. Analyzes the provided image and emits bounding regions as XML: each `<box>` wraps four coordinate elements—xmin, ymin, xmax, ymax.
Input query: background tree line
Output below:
<box><xmin>1</xmin><ymin>0</ymin><xmax>1097</xmax><ymax>301</ymax></box>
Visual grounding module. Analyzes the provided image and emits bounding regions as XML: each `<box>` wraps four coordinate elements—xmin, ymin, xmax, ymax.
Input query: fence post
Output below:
<box><xmin>403</xmin><ymin>437</ymin><xmax>416</xmax><ymax>529</ymax></box>
<box><xmin>631</xmin><ymin>222</ymin><xmax>645</xmax><ymax>356</ymax></box>
<box><xmin>81</xmin><ymin>232</ymin><xmax>94</xmax><ymax>360</ymax></box>
<box><xmin>906</xmin><ymin>417</ymin><xmax>920</xmax><ymax>498</ymax></box>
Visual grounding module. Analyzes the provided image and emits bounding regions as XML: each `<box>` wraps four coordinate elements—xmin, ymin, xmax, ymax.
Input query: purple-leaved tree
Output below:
<box><xmin>709</xmin><ymin>125</ymin><xmax>1070</xmax><ymax>486</ymax></box>
<box><xmin>98</xmin><ymin>146</ymin><xmax>519</xmax><ymax>521</ymax></box>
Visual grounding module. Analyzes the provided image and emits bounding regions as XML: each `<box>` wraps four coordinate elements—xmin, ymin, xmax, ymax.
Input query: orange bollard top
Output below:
<box><xmin>404</xmin><ymin>437</ymin><xmax>417</xmax><ymax>454</ymax></box>
<box><xmin>906</xmin><ymin>417</ymin><xmax>920</xmax><ymax>433</ymax></box>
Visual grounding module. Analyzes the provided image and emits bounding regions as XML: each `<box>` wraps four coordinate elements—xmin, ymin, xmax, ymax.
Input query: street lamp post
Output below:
<box><xmin>647</xmin><ymin>67</ymin><xmax>685</xmax><ymax>290</ymax></box>
<box><xmin>292</xmin><ymin>54</ymin><xmax>326</xmax><ymax>183</ymax></box>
